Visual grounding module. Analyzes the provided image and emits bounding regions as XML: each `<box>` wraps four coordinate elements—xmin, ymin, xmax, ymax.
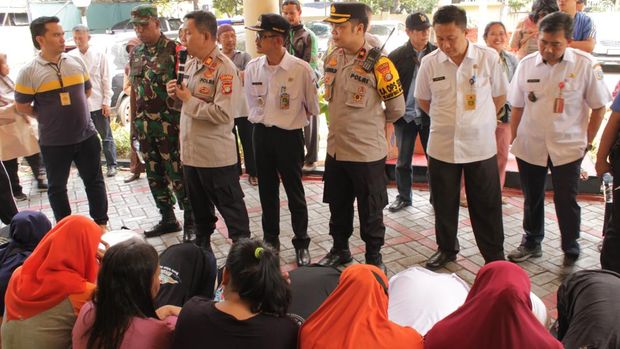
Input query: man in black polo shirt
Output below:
<box><xmin>14</xmin><ymin>16</ymin><xmax>108</xmax><ymax>228</ymax></box>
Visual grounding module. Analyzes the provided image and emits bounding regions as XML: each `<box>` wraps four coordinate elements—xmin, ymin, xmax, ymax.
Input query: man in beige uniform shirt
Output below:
<box><xmin>166</xmin><ymin>10</ymin><xmax>250</xmax><ymax>254</ymax></box>
<box><xmin>318</xmin><ymin>3</ymin><xmax>406</xmax><ymax>272</ymax></box>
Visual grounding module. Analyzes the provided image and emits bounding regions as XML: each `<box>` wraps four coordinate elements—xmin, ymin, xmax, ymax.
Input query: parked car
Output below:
<box><xmin>589</xmin><ymin>12</ymin><xmax>620</xmax><ymax>67</ymax></box>
<box><xmin>306</xmin><ymin>21</ymin><xmax>331</xmax><ymax>56</ymax></box>
<box><xmin>367</xmin><ymin>20</ymin><xmax>409</xmax><ymax>54</ymax></box>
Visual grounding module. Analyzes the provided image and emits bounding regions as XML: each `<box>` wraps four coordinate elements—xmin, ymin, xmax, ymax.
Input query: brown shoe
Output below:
<box><xmin>124</xmin><ymin>173</ymin><xmax>141</xmax><ymax>183</ymax></box>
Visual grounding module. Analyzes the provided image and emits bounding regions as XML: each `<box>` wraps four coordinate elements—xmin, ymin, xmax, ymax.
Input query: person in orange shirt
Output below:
<box><xmin>299</xmin><ymin>264</ymin><xmax>424</xmax><ymax>349</ymax></box>
<box><xmin>1</xmin><ymin>215</ymin><xmax>104</xmax><ymax>349</ymax></box>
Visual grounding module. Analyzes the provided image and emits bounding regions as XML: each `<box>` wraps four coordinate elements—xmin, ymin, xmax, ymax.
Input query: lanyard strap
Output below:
<box><xmin>48</xmin><ymin>59</ymin><xmax>64</xmax><ymax>90</ymax></box>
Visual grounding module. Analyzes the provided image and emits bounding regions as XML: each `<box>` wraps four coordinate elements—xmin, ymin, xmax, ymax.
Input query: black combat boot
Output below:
<box><xmin>182</xmin><ymin>212</ymin><xmax>195</xmax><ymax>242</ymax></box>
<box><xmin>144</xmin><ymin>209</ymin><xmax>181</xmax><ymax>238</ymax></box>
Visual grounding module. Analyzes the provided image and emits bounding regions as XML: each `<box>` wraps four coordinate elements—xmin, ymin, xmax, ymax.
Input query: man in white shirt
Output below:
<box><xmin>70</xmin><ymin>25</ymin><xmax>117</xmax><ymax>177</ymax></box>
<box><xmin>415</xmin><ymin>5</ymin><xmax>508</xmax><ymax>270</ymax></box>
<box><xmin>507</xmin><ymin>12</ymin><xmax>610</xmax><ymax>272</ymax></box>
<box><xmin>244</xmin><ymin>14</ymin><xmax>320</xmax><ymax>267</ymax></box>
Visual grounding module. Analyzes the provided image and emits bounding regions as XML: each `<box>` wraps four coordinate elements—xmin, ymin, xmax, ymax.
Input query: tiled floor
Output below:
<box><xmin>13</xmin><ymin>164</ymin><xmax>606</xmax><ymax>321</ymax></box>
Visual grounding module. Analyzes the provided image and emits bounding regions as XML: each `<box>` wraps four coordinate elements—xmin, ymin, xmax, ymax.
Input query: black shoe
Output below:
<box><xmin>124</xmin><ymin>173</ymin><xmax>140</xmax><ymax>183</ymax></box>
<box><xmin>144</xmin><ymin>220</ymin><xmax>181</xmax><ymax>238</ymax></box>
<box><xmin>183</xmin><ymin>223</ymin><xmax>195</xmax><ymax>242</ymax></box>
<box><xmin>37</xmin><ymin>178</ymin><xmax>48</xmax><ymax>190</ymax></box>
<box><xmin>106</xmin><ymin>166</ymin><xmax>117</xmax><ymax>177</ymax></box>
<box><xmin>426</xmin><ymin>250</ymin><xmax>457</xmax><ymax>270</ymax></box>
<box><xmin>263</xmin><ymin>240</ymin><xmax>281</xmax><ymax>254</ymax></box>
<box><xmin>13</xmin><ymin>192</ymin><xmax>27</xmax><ymax>201</ymax></box>
<box><xmin>366</xmin><ymin>254</ymin><xmax>387</xmax><ymax>274</ymax></box>
<box><xmin>296</xmin><ymin>248</ymin><xmax>311</xmax><ymax>266</ymax></box>
<box><xmin>318</xmin><ymin>248</ymin><xmax>353</xmax><ymax>267</ymax></box>
<box><xmin>561</xmin><ymin>254</ymin><xmax>579</xmax><ymax>275</ymax></box>
<box><xmin>388</xmin><ymin>198</ymin><xmax>411</xmax><ymax>212</ymax></box>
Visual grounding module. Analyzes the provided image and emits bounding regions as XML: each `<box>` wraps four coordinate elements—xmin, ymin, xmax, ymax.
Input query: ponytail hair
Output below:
<box><xmin>225</xmin><ymin>238</ymin><xmax>291</xmax><ymax>317</ymax></box>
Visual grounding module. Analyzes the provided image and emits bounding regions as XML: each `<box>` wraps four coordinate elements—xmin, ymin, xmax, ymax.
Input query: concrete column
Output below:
<box><xmin>243</xmin><ymin>0</ymin><xmax>279</xmax><ymax>57</ymax></box>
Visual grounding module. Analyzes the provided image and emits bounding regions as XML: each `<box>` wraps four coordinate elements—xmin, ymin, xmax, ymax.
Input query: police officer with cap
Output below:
<box><xmin>318</xmin><ymin>3</ymin><xmax>405</xmax><ymax>272</ymax></box>
<box><xmin>244</xmin><ymin>13</ymin><xmax>320</xmax><ymax>267</ymax></box>
<box><xmin>165</xmin><ymin>10</ymin><xmax>251</xmax><ymax>255</ymax></box>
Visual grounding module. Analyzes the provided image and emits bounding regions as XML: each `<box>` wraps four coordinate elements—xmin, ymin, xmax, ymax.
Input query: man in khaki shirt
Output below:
<box><xmin>166</xmin><ymin>10</ymin><xmax>250</xmax><ymax>253</ymax></box>
<box><xmin>318</xmin><ymin>3</ymin><xmax>406</xmax><ymax>272</ymax></box>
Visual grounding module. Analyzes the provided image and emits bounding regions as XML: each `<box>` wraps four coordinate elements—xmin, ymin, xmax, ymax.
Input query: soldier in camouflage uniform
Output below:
<box><xmin>129</xmin><ymin>4</ymin><xmax>193</xmax><ymax>237</ymax></box>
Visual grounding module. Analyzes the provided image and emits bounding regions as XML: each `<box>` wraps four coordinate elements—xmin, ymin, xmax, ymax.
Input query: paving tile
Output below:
<box><xmin>11</xmin><ymin>163</ymin><xmax>607</xmax><ymax>323</ymax></box>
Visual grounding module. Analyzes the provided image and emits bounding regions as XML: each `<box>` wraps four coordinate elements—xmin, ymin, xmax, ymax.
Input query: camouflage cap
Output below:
<box><xmin>129</xmin><ymin>4</ymin><xmax>157</xmax><ymax>25</ymax></box>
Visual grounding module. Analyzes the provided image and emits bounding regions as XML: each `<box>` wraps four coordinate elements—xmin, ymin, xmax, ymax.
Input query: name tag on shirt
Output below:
<box><xmin>432</xmin><ymin>76</ymin><xmax>446</xmax><ymax>82</ymax></box>
<box><xmin>60</xmin><ymin>92</ymin><xmax>71</xmax><ymax>106</ymax></box>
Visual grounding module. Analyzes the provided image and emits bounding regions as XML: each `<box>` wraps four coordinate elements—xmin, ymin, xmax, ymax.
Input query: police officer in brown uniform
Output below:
<box><xmin>166</xmin><ymin>11</ymin><xmax>250</xmax><ymax>254</ymax></box>
<box><xmin>318</xmin><ymin>3</ymin><xmax>406</xmax><ymax>271</ymax></box>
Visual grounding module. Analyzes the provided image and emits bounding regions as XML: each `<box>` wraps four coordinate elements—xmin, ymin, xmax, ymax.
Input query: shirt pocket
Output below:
<box><xmin>323</xmin><ymin>73</ymin><xmax>336</xmax><ymax>101</ymax></box>
<box><xmin>430</xmin><ymin>79</ymin><xmax>450</xmax><ymax>93</ymax></box>
<box><xmin>430</xmin><ymin>79</ymin><xmax>451</xmax><ymax>104</ymax></box>
<box><xmin>194</xmin><ymin>80</ymin><xmax>216</xmax><ymax>103</ymax></box>
<box><xmin>562</xmin><ymin>80</ymin><xmax>582</xmax><ymax>100</ymax></box>
<box><xmin>249</xmin><ymin>84</ymin><xmax>267</xmax><ymax>114</ymax></box>
<box><xmin>276</xmin><ymin>82</ymin><xmax>302</xmax><ymax>113</ymax></box>
<box><xmin>345</xmin><ymin>81</ymin><xmax>370</xmax><ymax>108</ymax></box>
<box><xmin>524</xmin><ymin>80</ymin><xmax>545</xmax><ymax>105</ymax></box>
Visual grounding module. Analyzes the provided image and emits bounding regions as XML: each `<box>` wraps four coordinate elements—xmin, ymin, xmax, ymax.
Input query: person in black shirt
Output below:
<box><xmin>172</xmin><ymin>239</ymin><xmax>298</xmax><ymax>349</ymax></box>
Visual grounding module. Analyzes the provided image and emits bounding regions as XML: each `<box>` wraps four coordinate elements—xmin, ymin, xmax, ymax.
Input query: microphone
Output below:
<box><xmin>177</xmin><ymin>49</ymin><xmax>188</xmax><ymax>85</ymax></box>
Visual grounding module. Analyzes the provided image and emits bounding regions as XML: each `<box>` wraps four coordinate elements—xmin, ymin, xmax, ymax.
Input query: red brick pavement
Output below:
<box><xmin>12</xmin><ymin>167</ymin><xmax>607</xmax><ymax>322</ymax></box>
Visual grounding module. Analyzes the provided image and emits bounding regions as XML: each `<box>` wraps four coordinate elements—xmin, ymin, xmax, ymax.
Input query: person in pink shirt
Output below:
<box><xmin>72</xmin><ymin>240</ymin><xmax>180</xmax><ymax>349</ymax></box>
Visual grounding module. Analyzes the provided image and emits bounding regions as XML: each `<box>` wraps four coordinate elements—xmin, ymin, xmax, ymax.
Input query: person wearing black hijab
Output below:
<box><xmin>288</xmin><ymin>264</ymin><xmax>341</xmax><ymax>320</ymax></box>
<box><xmin>0</xmin><ymin>162</ymin><xmax>17</xmax><ymax>226</ymax></box>
<box><xmin>556</xmin><ymin>269</ymin><xmax>620</xmax><ymax>349</ymax></box>
<box><xmin>0</xmin><ymin>211</ymin><xmax>52</xmax><ymax>315</ymax></box>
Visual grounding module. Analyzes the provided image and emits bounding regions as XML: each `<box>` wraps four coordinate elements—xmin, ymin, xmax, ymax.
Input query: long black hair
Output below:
<box><xmin>225</xmin><ymin>238</ymin><xmax>291</xmax><ymax>317</ymax></box>
<box><xmin>85</xmin><ymin>239</ymin><xmax>159</xmax><ymax>349</ymax></box>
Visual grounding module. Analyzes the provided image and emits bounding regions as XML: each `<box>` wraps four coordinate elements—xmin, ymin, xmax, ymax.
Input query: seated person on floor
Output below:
<box><xmin>0</xmin><ymin>211</ymin><xmax>51</xmax><ymax>317</ymax></box>
<box><xmin>73</xmin><ymin>239</ymin><xmax>179</xmax><ymax>349</ymax></box>
<box><xmin>155</xmin><ymin>242</ymin><xmax>217</xmax><ymax>307</ymax></box>
<box><xmin>288</xmin><ymin>264</ymin><xmax>341</xmax><ymax>320</ymax></box>
<box><xmin>424</xmin><ymin>261</ymin><xmax>562</xmax><ymax>349</ymax></box>
<box><xmin>172</xmin><ymin>238</ymin><xmax>298</xmax><ymax>349</ymax></box>
<box><xmin>556</xmin><ymin>269</ymin><xmax>620</xmax><ymax>349</ymax></box>
<box><xmin>0</xmin><ymin>210</ymin><xmax>51</xmax><ymax>347</ymax></box>
<box><xmin>1</xmin><ymin>215</ymin><xmax>102</xmax><ymax>349</ymax></box>
<box><xmin>387</xmin><ymin>266</ymin><xmax>549</xmax><ymax>334</ymax></box>
<box><xmin>299</xmin><ymin>264</ymin><xmax>424</xmax><ymax>349</ymax></box>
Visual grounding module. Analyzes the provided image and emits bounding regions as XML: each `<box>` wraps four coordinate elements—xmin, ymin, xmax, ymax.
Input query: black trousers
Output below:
<box><xmin>323</xmin><ymin>154</ymin><xmax>388</xmax><ymax>257</ymax></box>
<box><xmin>517</xmin><ymin>157</ymin><xmax>581</xmax><ymax>256</ymax></box>
<box><xmin>39</xmin><ymin>134</ymin><xmax>109</xmax><ymax>225</ymax></box>
<box><xmin>602</xmin><ymin>150</ymin><xmax>620</xmax><ymax>273</ymax></box>
<box><xmin>233</xmin><ymin>117</ymin><xmax>256</xmax><ymax>177</ymax></box>
<box><xmin>253</xmin><ymin>124</ymin><xmax>309</xmax><ymax>249</ymax></box>
<box><xmin>428</xmin><ymin>155</ymin><xmax>504</xmax><ymax>262</ymax></box>
<box><xmin>0</xmin><ymin>162</ymin><xmax>17</xmax><ymax>225</ymax></box>
<box><xmin>2</xmin><ymin>153</ymin><xmax>44</xmax><ymax>195</ymax></box>
<box><xmin>183</xmin><ymin>164</ymin><xmax>250</xmax><ymax>242</ymax></box>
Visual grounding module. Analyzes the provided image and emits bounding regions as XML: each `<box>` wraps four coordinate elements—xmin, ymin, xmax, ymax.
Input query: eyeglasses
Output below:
<box><xmin>257</xmin><ymin>34</ymin><xmax>279</xmax><ymax>40</ymax></box>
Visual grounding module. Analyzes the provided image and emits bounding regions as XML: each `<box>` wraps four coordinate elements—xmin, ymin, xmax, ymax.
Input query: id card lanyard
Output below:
<box><xmin>464</xmin><ymin>64</ymin><xmax>477</xmax><ymax>111</ymax></box>
<box><xmin>49</xmin><ymin>59</ymin><xmax>71</xmax><ymax>106</ymax></box>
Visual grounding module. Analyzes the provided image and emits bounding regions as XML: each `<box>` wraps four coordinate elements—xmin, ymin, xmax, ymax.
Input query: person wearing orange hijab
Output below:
<box><xmin>299</xmin><ymin>264</ymin><xmax>424</xmax><ymax>349</ymax></box>
<box><xmin>424</xmin><ymin>261</ymin><xmax>562</xmax><ymax>349</ymax></box>
<box><xmin>1</xmin><ymin>215</ymin><xmax>103</xmax><ymax>349</ymax></box>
